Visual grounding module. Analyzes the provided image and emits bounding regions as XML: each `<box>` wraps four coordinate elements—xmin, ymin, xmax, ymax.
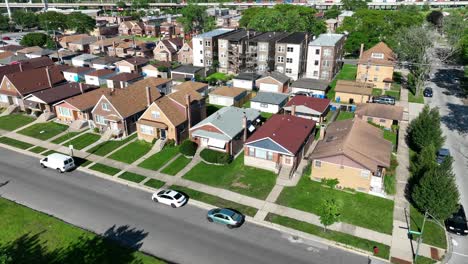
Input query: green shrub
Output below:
<box><xmin>179</xmin><ymin>140</ymin><xmax>197</xmax><ymax>157</ymax></box>
<box><xmin>200</xmin><ymin>148</ymin><xmax>232</xmax><ymax>164</ymax></box>
<box><xmin>321</xmin><ymin>178</ymin><xmax>339</xmax><ymax>188</ymax></box>
<box><xmin>165</xmin><ymin>139</ymin><xmax>175</xmax><ymax>147</ymax></box>
<box><xmin>93</xmin><ymin>127</ymin><xmax>100</xmax><ymax>133</ymax></box>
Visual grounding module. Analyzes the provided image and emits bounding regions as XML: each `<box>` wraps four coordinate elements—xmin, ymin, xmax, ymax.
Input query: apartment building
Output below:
<box><xmin>192</xmin><ymin>28</ymin><xmax>234</xmax><ymax>69</ymax></box>
<box><xmin>218</xmin><ymin>29</ymin><xmax>261</xmax><ymax>74</ymax></box>
<box><xmin>274</xmin><ymin>32</ymin><xmax>309</xmax><ymax>81</ymax></box>
<box><xmin>246</xmin><ymin>32</ymin><xmax>290</xmax><ymax>74</ymax></box>
<box><xmin>305</xmin><ymin>33</ymin><xmax>345</xmax><ymax>81</ymax></box>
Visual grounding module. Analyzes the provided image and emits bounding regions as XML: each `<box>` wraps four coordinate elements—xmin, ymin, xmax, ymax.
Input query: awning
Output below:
<box><xmin>137</xmin><ymin>119</ymin><xmax>168</xmax><ymax>129</ymax></box>
<box><xmin>383</xmin><ymin>78</ymin><xmax>393</xmax><ymax>83</ymax></box>
<box><xmin>105</xmin><ymin>115</ymin><xmax>121</xmax><ymax>122</ymax></box>
<box><xmin>208</xmin><ymin>138</ymin><xmax>226</xmax><ymax>149</ymax></box>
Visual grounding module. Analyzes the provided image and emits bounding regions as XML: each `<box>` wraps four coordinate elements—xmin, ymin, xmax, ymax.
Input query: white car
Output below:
<box><xmin>151</xmin><ymin>189</ymin><xmax>187</xmax><ymax>208</ymax></box>
<box><xmin>40</xmin><ymin>153</ymin><xmax>75</xmax><ymax>173</ymax></box>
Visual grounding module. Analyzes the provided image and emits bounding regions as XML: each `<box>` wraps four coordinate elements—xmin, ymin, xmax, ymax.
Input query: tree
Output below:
<box><xmin>132</xmin><ymin>0</ymin><xmax>149</xmax><ymax>10</ymax></box>
<box><xmin>426</xmin><ymin>11</ymin><xmax>444</xmax><ymax>29</ymax></box>
<box><xmin>324</xmin><ymin>6</ymin><xmax>341</xmax><ymax>19</ymax></box>
<box><xmin>12</xmin><ymin>10</ymin><xmax>38</xmax><ymax>31</ymax></box>
<box><xmin>409</xmin><ymin>144</ymin><xmax>437</xmax><ymax>193</ymax></box>
<box><xmin>177</xmin><ymin>4</ymin><xmax>211</xmax><ymax>33</ymax></box>
<box><xmin>442</xmin><ymin>11</ymin><xmax>468</xmax><ymax>63</ymax></box>
<box><xmin>19</xmin><ymin>33</ymin><xmax>52</xmax><ymax>47</ymax></box>
<box><xmin>412</xmin><ymin>157</ymin><xmax>460</xmax><ymax>220</ymax></box>
<box><xmin>341</xmin><ymin>0</ymin><xmax>369</xmax><ymax>11</ymax></box>
<box><xmin>0</xmin><ymin>14</ymin><xmax>10</xmax><ymax>32</ymax></box>
<box><xmin>66</xmin><ymin>12</ymin><xmax>96</xmax><ymax>34</ymax></box>
<box><xmin>116</xmin><ymin>1</ymin><xmax>127</xmax><ymax>9</ymax></box>
<box><xmin>318</xmin><ymin>199</ymin><xmax>341</xmax><ymax>231</ymax></box>
<box><xmin>38</xmin><ymin>11</ymin><xmax>67</xmax><ymax>32</ymax></box>
<box><xmin>407</xmin><ymin>105</ymin><xmax>445</xmax><ymax>153</ymax></box>
<box><xmin>391</xmin><ymin>25</ymin><xmax>434</xmax><ymax>96</ymax></box>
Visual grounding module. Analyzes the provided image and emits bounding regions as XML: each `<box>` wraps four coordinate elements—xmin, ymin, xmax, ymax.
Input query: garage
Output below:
<box><xmin>259</xmin><ymin>83</ymin><xmax>279</xmax><ymax>93</ymax></box>
<box><xmin>208</xmin><ymin>86</ymin><xmax>248</xmax><ymax>107</ymax></box>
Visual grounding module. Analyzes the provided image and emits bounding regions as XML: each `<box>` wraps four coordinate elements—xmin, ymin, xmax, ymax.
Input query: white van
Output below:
<box><xmin>40</xmin><ymin>153</ymin><xmax>75</xmax><ymax>173</ymax></box>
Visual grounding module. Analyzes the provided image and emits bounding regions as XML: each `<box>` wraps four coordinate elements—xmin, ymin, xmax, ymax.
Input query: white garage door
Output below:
<box><xmin>260</xmin><ymin>83</ymin><xmax>278</xmax><ymax>93</ymax></box>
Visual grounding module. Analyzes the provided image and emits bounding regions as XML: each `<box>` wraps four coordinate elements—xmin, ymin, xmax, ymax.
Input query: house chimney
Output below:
<box><xmin>145</xmin><ymin>86</ymin><xmax>152</xmax><ymax>106</ymax></box>
<box><xmin>185</xmin><ymin>94</ymin><xmax>192</xmax><ymax>128</ymax></box>
<box><xmin>45</xmin><ymin>67</ymin><xmax>52</xmax><ymax>88</ymax></box>
<box><xmin>319</xmin><ymin>124</ymin><xmax>326</xmax><ymax>140</ymax></box>
<box><xmin>291</xmin><ymin>104</ymin><xmax>296</xmax><ymax>116</ymax></box>
<box><xmin>359</xmin><ymin>43</ymin><xmax>364</xmax><ymax>59</ymax></box>
<box><xmin>79</xmin><ymin>83</ymin><xmax>84</xmax><ymax>94</ymax></box>
<box><xmin>110</xmin><ymin>87</ymin><xmax>115</xmax><ymax>95</ymax></box>
<box><xmin>112</xmin><ymin>41</ymin><xmax>117</xmax><ymax>56</ymax></box>
<box><xmin>242</xmin><ymin>114</ymin><xmax>248</xmax><ymax>142</ymax></box>
<box><xmin>19</xmin><ymin>63</ymin><xmax>23</xmax><ymax>72</ymax></box>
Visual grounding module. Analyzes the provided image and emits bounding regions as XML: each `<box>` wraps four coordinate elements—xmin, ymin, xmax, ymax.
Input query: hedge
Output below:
<box><xmin>200</xmin><ymin>148</ymin><xmax>232</xmax><ymax>164</ymax></box>
<box><xmin>179</xmin><ymin>140</ymin><xmax>197</xmax><ymax>157</ymax></box>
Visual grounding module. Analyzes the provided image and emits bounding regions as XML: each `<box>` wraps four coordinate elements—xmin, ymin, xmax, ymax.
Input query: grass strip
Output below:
<box><xmin>87</xmin><ymin>134</ymin><xmax>136</xmax><ymax>156</ymax></box>
<box><xmin>0</xmin><ymin>137</ymin><xmax>34</xmax><ymax>149</ymax></box>
<box><xmin>118</xmin><ymin>172</ymin><xmax>146</xmax><ymax>183</ymax></box>
<box><xmin>0</xmin><ymin>114</ymin><xmax>35</xmax><ymax>131</ymax></box>
<box><xmin>161</xmin><ymin>155</ymin><xmax>191</xmax><ymax>175</ymax></box>
<box><xmin>138</xmin><ymin>146</ymin><xmax>179</xmax><ymax>171</ymax></box>
<box><xmin>51</xmin><ymin>131</ymin><xmax>82</xmax><ymax>144</ymax></box>
<box><xmin>29</xmin><ymin>146</ymin><xmax>47</xmax><ymax>154</ymax></box>
<box><xmin>89</xmin><ymin>163</ymin><xmax>120</xmax><ymax>176</ymax></box>
<box><xmin>144</xmin><ymin>179</ymin><xmax>165</xmax><ymax>189</ymax></box>
<box><xmin>63</xmin><ymin>133</ymin><xmax>100</xmax><ymax>150</ymax></box>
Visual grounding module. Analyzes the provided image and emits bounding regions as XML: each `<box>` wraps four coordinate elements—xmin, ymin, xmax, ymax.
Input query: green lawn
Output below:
<box><xmin>261</xmin><ymin>112</ymin><xmax>273</xmax><ymax>119</ymax></box>
<box><xmin>206</xmin><ymin>103</ymin><xmax>224</xmax><ymax>116</ymax></box>
<box><xmin>29</xmin><ymin>146</ymin><xmax>47</xmax><ymax>154</ymax></box>
<box><xmin>118</xmin><ymin>172</ymin><xmax>146</xmax><ymax>184</ymax></box>
<box><xmin>170</xmin><ymin>185</ymin><xmax>258</xmax><ymax>217</ymax></box>
<box><xmin>0</xmin><ymin>137</ymin><xmax>34</xmax><ymax>149</ymax></box>
<box><xmin>336</xmin><ymin>111</ymin><xmax>355</xmax><ymax>121</ymax></box>
<box><xmin>89</xmin><ymin>163</ymin><xmax>120</xmax><ymax>176</ymax></box>
<box><xmin>87</xmin><ymin>134</ymin><xmax>137</xmax><ymax>156</ymax></box>
<box><xmin>183</xmin><ymin>154</ymin><xmax>277</xmax><ymax>200</ymax></box>
<box><xmin>266</xmin><ymin>213</ymin><xmax>390</xmax><ymax>259</ymax></box>
<box><xmin>0</xmin><ymin>114</ymin><xmax>35</xmax><ymax>131</ymax></box>
<box><xmin>385</xmin><ymin>90</ymin><xmax>400</xmax><ymax>100</ymax></box>
<box><xmin>384</xmin><ymin>155</ymin><xmax>398</xmax><ymax>195</ymax></box>
<box><xmin>277</xmin><ymin>174</ymin><xmax>394</xmax><ymax>234</ymax></box>
<box><xmin>138</xmin><ymin>145</ymin><xmax>180</xmax><ymax>171</ymax></box>
<box><xmin>383</xmin><ymin>130</ymin><xmax>397</xmax><ymax>150</ymax></box>
<box><xmin>51</xmin><ymin>131</ymin><xmax>83</xmax><ymax>144</ymax></box>
<box><xmin>325</xmin><ymin>110</ymin><xmax>336</xmax><ymax>123</ymax></box>
<box><xmin>372</xmin><ymin>88</ymin><xmax>383</xmax><ymax>96</ymax></box>
<box><xmin>161</xmin><ymin>155</ymin><xmax>191</xmax><ymax>175</ymax></box>
<box><xmin>0</xmin><ymin>198</ymin><xmax>165</xmax><ymax>264</ymax></box>
<box><xmin>242</xmin><ymin>100</ymin><xmax>251</xmax><ymax>108</ymax></box>
<box><xmin>327</xmin><ymin>64</ymin><xmax>358</xmax><ymax>100</ymax></box>
<box><xmin>206</xmin><ymin>72</ymin><xmax>232</xmax><ymax>82</ymax></box>
<box><xmin>414</xmin><ymin>256</ymin><xmax>437</xmax><ymax>264</ymax></box>
<box><xmin>63</xmin><ymin>133</ymin><xmax>100</xmax><ymax>150</ymax></box>
<box><xmin>108</xmin><ymin>140</ymin><xmax>153</xmax><ymax>164</ymax></box>
<box><xmin>410</xmin><ymin>206</ymin><xmax>447</xmax><ymax>249</ymax></box>
<box><xmin>144</xmin><ymin>179</ymin><xmax>165</xmax><ymax>189</ymax></box>
<box><xmin>408</xmin><ymin>89</ymin><xmax>425</xmax><ymax>104</ymax></box>
<box><xmin>18</xmin><ymin>122</ymin><xmax>68</xmax><ymax>140</ymax></box>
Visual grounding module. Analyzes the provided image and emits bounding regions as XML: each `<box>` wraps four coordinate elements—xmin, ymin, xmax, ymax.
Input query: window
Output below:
<box><xmin>285</xmin><ymin>68</ymin><xmax>292</xmax><ymax>74</ymax></box>
<box><xmin>323</xmin><ymin>49</ymin><xmax>331</xmax><ymax>57</ymax></box>
<box><xmin>206</xmin><ymin>51</ymin><xmax>211</xmax><ymax>56</ymax></box>
<box><xmin>315</xmin><ymin>160</ymin><xmax>321</xmax><ymax>168</ymax></box>
<box><xmin>314</xmin><ymin>60</ymin><xmax>319</xmax><ymax>66</ymax></box>
<box><xmin>287</xmin><ymin>47</ymin><xmax>294</xmax><ymax>52</ymax></box>
<box><xmin>255</xmin><ymin>149</ymin><xmax>267</xmax><ymax>159</ymax></box>
<box><xmin>259</xmin><ymin>44</ymin><xmax>267</xmax><ymax>51</ymax></box>
<box><xmin>260</xmin><ymin>103</ymin><xmax>268</xmax><ymax>108</ymax></box>
<box><xmin>277</xmin><ymin>56</ymin><xmax>284</xmax><ymax>63</ymax></box>
<box><xmin>102</xmin><ymin>103</ymin><xmax>110</xmax><ymax>111</ymax></box>
<box><xmin>323</xmin><ymin>60</ymin><xmax>330</xmax><ymax>67</ymax></box>
<box><xmin>379</xmin><ymin>119</ymin><xmax>386</xmax><ymax>123</ymax></box>
<box><xmin>258</xmin><ymin>65</ymin><xmax>265</xmax><ymax>71</ymax></box>
<box><xmin>267</xmin><ymin>152</ymin><xmax>273</xmax><ymax>161</ymax></box>
<box><xmin>375</xmin><ymin>66</ymin><xmax>380</xmax><ymax>71</ymax></box>
<box><xmin>248</xmin><ymin>147</ymin><xmax>255</xmax><ymax>157</ymax></box>
<box><xmin>373</xmin><ymin>76</ymin><xmax>378</xmax><ymax>82</ymax></box>
<box><xmin>220</xmin><ymin>53</ymin><xmax>226</xmax><ymax>58</ymax></box>
<box><xmin>58</xmin><ymin>107</ymin><xmax>72</xmax><ymax>117</ymax></box>
<box><xmin>286</xmin><ymin>58</ymin><xmax>293</xmax><ymax>63</ymax></box>
<box><xmin>200</xmin><ymin>50</ymin><xmax>203</xmax><ymax>54</ymax></box>
<box><xmin>151</xmin><ymin>111</ymin><xmax>160</xmax><ymax>119</ymax></box>
<box><xmin>95</xmin><ymin>115</ymin><xmax>106</xmax><ymax>125</ymax></box>
<box><xmin>361</xmin><ymin>170</ymin><xmax>370</xmax><ymax>179</ymax></box>
<box><xmin>6</xmin><ymin>82</ymin><xmax>10</xmax><ymax>89</ymax></box>
<box><xmin>259</xmin><ymin>55</ymin><xmax>265</xmax><ymax>62</ymax></box>
<box><xmin>205</xmin><ymin>41</ymin><xmax>211</xmax><ymax>47</ymax></box>
<box><xmin>371</xmin><ymin>52</ymin><xmax>384</xmax><ymax>59</ymax></box>
<box><xmin>199</xmin><ymin>40</ymin><xmax>202</xmax><ymax>45</ymax></box>
<box><xmin>315</xmin><ymin>49</ymin><xmax>320</xmax><ymax>55</ymax></box>
<box><xmin>321</xmin><ymin>71</ymin><xmax>329</xmax><ymax>79</ymax></box>
<box><xmin>200</xmin><ymin>59</ymin><xmax>203</xmax><ymax>63</ymax></box>
<box><xmin>140</xmin><ymin>125</ymin><xmax>154</xmax><ymax>135</ymax></box>
<box><xmin>220</xmin><ymin>61</ymin><xmax>226</xmax><ymax>66</ymax></box>
<box><xmin>313</xmin><ymin>71</ymin><xmax>318</xmax><ymax>77</ymax></box>
<box><xmin>207</xmin><ymin>60</ymin><xmax>212</xmax><ymax>66</ymax></box>
<box><xmin>277</xmin><ymin>46</ymin><xmax>284</xmax><ymax>52</ymax></box>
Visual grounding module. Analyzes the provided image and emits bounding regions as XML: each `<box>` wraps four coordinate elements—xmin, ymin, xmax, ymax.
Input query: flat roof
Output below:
<box><xmin>248</xmin><ymin>32</ymin><xmax>289</xmax><ymax>43</ymax></box>
<box><xmin>291</xmin><ymin>78</ymin><xmax>330</xmax><ymax>91</ymax></box>
<box><xmin>309</xmin><ymin>33</ymin><xmax>344</xmax><ymax>47</ymax></box>
<box><xmin>278</xmin><ymin>32</ymin><xmax>307</xmax><ymax>44</ymax></box>
<box><xmin>194</xmin><ymin>28</ymin><xmax>235</xmax><ymax>39</ymax></box>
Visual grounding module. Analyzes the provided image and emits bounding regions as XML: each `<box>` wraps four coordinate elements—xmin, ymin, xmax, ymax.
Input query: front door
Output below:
<box><xmin>160</xmin><ymin>129</ymin><xmax>166</xmax><ymax>139</ymax></box>
<box><xmin>201</xmin><ymin>138</ymin><xmax>208</xmax><ymax>147</ymax></box>
<box><xmin>110</xmin><ymin>121</ymin><xmax>118</xmax><ymax>130</ymax></box>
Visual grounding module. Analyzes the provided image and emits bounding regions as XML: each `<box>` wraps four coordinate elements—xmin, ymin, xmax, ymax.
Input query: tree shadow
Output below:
<box><xmin>0</xmin><ymin>233</ymin><xmax>54</xmax><ymax>264</ymax></box>
<box><xmin>441</xmin><ymin>103</ymin><xmax>468</xmax><ymax>134</ymax></box>
<box><xmin>432</xmin><ymin>68</ymin><xmax>465</xmax><ymax>98</ymax></box>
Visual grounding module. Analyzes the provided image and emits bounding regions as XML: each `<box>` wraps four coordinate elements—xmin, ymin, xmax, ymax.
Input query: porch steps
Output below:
<box><xmin>37</xmin><ymin>111</ymin><xmax>56</xmax><ymax>122</ymax></box>
<box><xmin>3</xmin><ymin>105</ymin><xmax>19</xmax><ymax>116</ymax></box>
<box><xmin>70</xmin><ymin>120</ymin><xmax>88</xmax><ymax>131</ymax></box>
<box><xmin>101</xmin><ymin>129</ymin><xmax>113</xmax><ymax>141</ymax></box>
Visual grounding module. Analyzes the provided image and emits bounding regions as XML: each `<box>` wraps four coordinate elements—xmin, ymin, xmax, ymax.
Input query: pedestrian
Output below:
<box><xmin>373</xmin><ymin>246</ymin><xmax>379</xmax><ymax>255</ymax></box>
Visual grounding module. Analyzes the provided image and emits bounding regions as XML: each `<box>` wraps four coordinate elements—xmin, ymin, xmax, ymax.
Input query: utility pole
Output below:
<box><xmin>5</xmin><ymin>0</ymin><xmax>12</xmax><ymax>21</ymax></box>
<box><xmin>409</xmin><ymin>211</ymin><xmax>428</xmax><ymax>263</ymax></box>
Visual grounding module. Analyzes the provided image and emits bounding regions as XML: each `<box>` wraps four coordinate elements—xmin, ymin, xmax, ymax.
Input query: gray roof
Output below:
<box><xmin>171</xmin><ymin>65</ymin><xmax>204</xmax><ymax>74</ymax></box>
<box><xmin>259</xmin><ymin>71</ymin><xmax>290</xmax><ymax>84</ymax></box>
<box><xmin>278</xmin><ymin>32</ymin><xmax>307</xmax><ymax>44</ymax></box>
<box><xmin>72</xmin><ymin>54</ymin><xmax>99</xmax><ymax>62</ymax></box>
<box><xmin>30</xmin><ymin>49</ymin><xmax>55</xmax><ymax>56</ymax></box>
<box><xmin>191</xmin><ymin>129</ymin><xmax>231</xmax><ymax>141</ymax></box>
<box><xmin>190</xmin><ymin>106</ymin><xmax>260</xmax><ymax>139</ymax></box>
<box><xmin>194</xmin><ymin>28</ymin><xmax>234</xmax><ymax>39</ymax></box>
<box><xmin>249</xmin><ymin>32</ymin><xmax>289</xmax><ymax>43</ymax></box>
<box><xmin>291</xmin><ymin>78</ymin><xmax>330</xmax><ymax>91</ymax></box>
<box><xmin>90</xmin><ymin>56</ymin><xmax>122</xmax><ymax>65</ymax></box>
<box><xmin>234</xmin><ymin>72</ymin><xmax>261</xmax><ymax>81</ymax></box>
<box><xmin>309</xmin><ymin>34</ymin><xmax>344</xmax><ymax>47</ymax></box>
<box><xmin>71</xmin><ymin>36</ymin><xmax>98</xmax><ymax>45</ymax></box>
<box><xmin>251</xmin><ymin>92</ymin><xmax>289</xmax><ymax>105</ymax></box>
<box><xmin>0</xmin><ymin>54</ymin><xmax>27</xmax><ymax>64</ymax></box>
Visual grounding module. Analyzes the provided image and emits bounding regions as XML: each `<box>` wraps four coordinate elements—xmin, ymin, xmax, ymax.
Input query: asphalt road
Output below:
<box><xmin>425</xmin><ymin>60</ymin><xmax>468</xmax><ymax>264</ymax></box>
<box><xmin>0</xmin><ymin>148</ymin><xmax>375</xmax><ymax>264</ymax></box>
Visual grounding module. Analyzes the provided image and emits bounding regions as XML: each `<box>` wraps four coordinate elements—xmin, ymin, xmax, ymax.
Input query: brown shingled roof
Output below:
<box><xmin>173</xmin><ymin>81</ymin><xmax>207</xmax><ymax>93</ymax></box>
<box><xmin>355</xmin><ymin>103</ymin><xmax>404</xmax><ymax>121</ymax></box>
<box><xmin>209</xmin><ymin>86</ymin><xmax>246</xmax><ymax>98</ymax></box>
<box><xmin>86</xmin><ymin>69</ymin><xmax>115</xmax><ymax>77</ymax></box>
<box><xmin>3</xmin><ymin>66</ymin><xmax>66</xmax><ymax>96</ymax></box>
<box><xmin>335</xmin><ymin>80</ymin><xmax>373</xmax><ymax>95</ymax></box>
<box><xmin>358</xmin><ymin>42</ymin><xmax>395</xmax><ymax>66</ymax></box>
<box><xmin>310</xmin><ymin>118</ymin><xmax>392</xmax><ymax>172</ymax></box>
<box><xmin>107</xmin><ymin>72</ymin><xmax>141</xmax><ymax>82</ymax></box>
<box><xmin>58</xmin><ymin>87</ymin><xmax>109</xmax><ymax>111</ymax></box>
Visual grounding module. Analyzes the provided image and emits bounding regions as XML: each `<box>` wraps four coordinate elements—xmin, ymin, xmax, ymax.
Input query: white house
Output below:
<box><xmin>84</xmin><ymin>69</ymin><xmax>117</xmax><ymax>86</ymax></box>
<box><xmin>232</xmin><ymin>72</ymin><xmax>260</xmax><ymax>90</ymax></box>
<box><xmin>141</xmin><ymin>64</ymin><xmax>168</xmax><ymax>79</ymax></box>
<box><xmin>71</xmin><ymin>54</ymin><xmax>99</xmax><ymax>67</ymax></box>
<box><xmin>250</xmin><ymin>92</ymin><xmax>289</xmax><ymax>114</ymax></box>
<box><xmin>90</xmin><ymin>56</ymin><xmax>122</xmax><ymax>70</ymax></box>
<box><xmin>63</xmin><ymin>67</ymin><xmax>94</xmax><ymax>83</ymax></box>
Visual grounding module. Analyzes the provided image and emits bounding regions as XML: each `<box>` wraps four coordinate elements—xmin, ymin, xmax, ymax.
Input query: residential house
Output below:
<box><xmin>153</xmin><ymin>38</ymin><xmax>184</xmax><ymax>62</ymax></box>
<box><xmin>177</xmin><ymin>41</ymin><xmax>193</xmax><ymax>65</ymax></box>
<box><xmin>114</xmin><ymin>57</ymin><xmax>149</xmax><ymax>73</ymax></box>
<box><xmin>0</xmin><ymin>53</ymin><xmax>27</xmax><ymax>65</ymax></box>
<box><xmin>23</xmin><ymin>83</ymin><xmax>96</xmax><ymax>115</ymax></box>
<box><xmin>0</xmin><ymin>51</ymin><xmax>18</xmax><ymax>66</ymax></box>
<box><xmin>119</xmin><ymin>21</ymin><xmax>145</xmax><ymax>36</ymax></box>
<box><xmin>171</xmin><ymin>81</ymin><xmax>208</xmax><ymax>96</ymax></box>
<box><xmin>290</xmin><ymin>78</ymin><xmax>330</xmax><ymax>97</ymax></box>
<box><xmin>0</xmin><ymin>66</ymin><xmax>66</xmax><ymax>111</ymax></box>
<box><xmin>246</xmin><ymin>32</ymin><xmax>290</xmax><ymax>74</ymax></box>
<box><xmin>337</xmin><ymin>11</ymin><xmax>354</xmax><ymax>27</ymax></box>
<box><xmin>90</xmin><ymin>56</ymin><xmax>122</xmax><ymax>70</ymax></box>
<box><xmin>255</xmin><ymin>71</ymin><xmax>290</xmax><ymax>93</ymax></box>
<box><xmin>0</xmin><ymin>57</ymin><xmax>54</xmax><ymax>81</ymax></box>
<box><xmin>232</xmin><ymin>72</ymin><xmax>261</xmax><ymax>90</ymax></box>
<box><xmin>305</xmin><ymin>33</ymin><xmax>345</xmax><ymax>81</ymax></box>
<box><xmin>89</xmin><ymin>37</ymin><xmax>124</xmax><ymax>55</ymax></box>
<box><xmin>159</xmin><ymin>22</ymin><xmax>175</xmax><ymax>38</ymax></box>
<box><xmin>90</xmin><ymin>78</ymin><xmax>172</xmax><ymax>137</ymax></box>
<box><xmin>143</xmin><ymin>22</ymin><xmax>159</xmax><ymax>37</ymax></box>
<box><xmin>190</xmin><ymin>106</ymin><xmax>261</xmax><ymax>155</ymax></box>
<box><xmin>106</xmin><ymin>72</ymin><xmax>143</xmax><ymax>89</ymax></box>
<box><xmin>93</xmin><ymin>24</ymin><xmax>119</xmax><ymax>38</ymax></box>
<box><xmin>275</xmin><ymin>32</ymin><xmax>309</xmax><ymax>81</ymax></box>
<box><xmin>283</xmin><ymin>96</ymin><xmax>331</xmax><ymax>123</ymax></box>
<box><xmin>170</xmin><ymin>65</ymin><xmax>205</xmax><ymax>84</ymax></box>
<box><xmin>48</xmin><ymin>50</ymin><xmax>80</xmax><ymax>64</ymax></box>
<box><xmin>27</xmin><ymin>49</ymin><xmax>55</xmax><ymax>59</ymax></box>
<box><xmin>334</xmin><ymin>80</ymin><xmax>373</xmax><ymax>104</ymax></box>
<box><xmin>71</xmin><ymin>54</ymin><xmax>99</xmax><ymax>67</ymax></box>
<box><xmin>310</xmin><ymin>118</ymin><xmax>392</xmax><ymax>193</ymax></box>
<box><xmin>17</xmin><ymin>46</ymin><xmax>44</xmax><ymax>57</ymax></box>
<box><xmin>95</xmin><ymin>15</ymin><xmax>132</xmax><ymax>25</ymax></box>
<box><xmin>192</xmin><ymin>28</ymin><xmax>234</xmax><ymax>69</ymax></box>
<box><xmin>107</xmin><ymin>40</ymin><xmax>146</xmax><ymax>58</ymax></box>
<box><xmin>63</xmin><ymin>67</ymin><xmax>95</xmax><ymax>82</ymax></box>
<box><xmin>68</xmin><ymin>36</ymin><xmax>98</xmax><ymax>53</ymax></box>
<box><xmin>84</xmin><ymin>69</ymin><xmax>117</xmax><ymax>86</ymax></box>
<box><xmin>208</xmin><ymin>86</ymin><xmax>248</xmax><ymax>107</ymax></box>
<box><xmin>244</xmin><ymin>114</ymin><xmax>315</xmax><ymax>174</ymax></box>
<box><xmin>136</xmin><ymin>88</ymin><xmax>206</xmax><ymax>144</ymax></box>
<box><xmin>125</xmin><ymin>42</ymin><xmax>156</xmax><ymax>58</ymax></box>
<box><xmin>355</xmin><ymin>103</ymin><xmax>404</xmax><ymax>129</ymax></box>
<box><xmin>58</xmin><ymin>34</ymin><xmax>89</xmax><ymax>49</ymax></box>
<box><xmin>325</xmin><ymin>19</ymin><xmax>338</xmax><ymax>33</ymax></box>
<box><xmin>141</xmin><ymin>63</ymin><xmax>170</xmax><ymax>79</ymax></box>
<box><xmin>250</xmin><ymin>92</ymin><xmax>289</xmax><ymax>114</ymax></box>
<box><xmin>356</xmin><ymin>42</ymin><xmax>395</xmax><ymax>90</ymax></box>
<box><xmin>0</xmin><ymin>45</ymin><xmax>23</xmax><ymax>53</ymax></box>
<box><xmin>218</xmin><ymin>29</ymin><xmax>260</xmax><ymax>74</ymax></box>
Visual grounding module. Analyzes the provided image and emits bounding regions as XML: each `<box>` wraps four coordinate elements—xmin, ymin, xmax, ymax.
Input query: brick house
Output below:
<box><xmin>177</xmin><ymin>41</ymin><xmax>193</xmax><ymax>65</ymax></box>
<box><xmin>255</xmin><ymin>71</ymin><xmax>291</xmax><ymax>94</ymax></box>
<box><xmin>356</xmin><ymin>42</ymin><xmax>396</xmax><ymax>90</ymax></box>
<box><xmin>114</xmin><ymin>57</ymin><xmax>149</xmax><ymax>73</ymax></box>
<box><xmin>355</xmin><ymin>103</ymin><xmax>404</xmax><ymax>129</ymax></box>
<box><xmin>283</xmin><ymin>96</ymin><xmax>331</xmax><ymax>123</ymax></box>
<box><xmin>153</xmin><ymin>38</ymin><xmax>184</xmax><ymax>62</ymax></box>
<box><xmin>119</xmin><ymin>21</ymin><xmax>145</xmax><ymax>36</ymax></box>
<box><xmin>334</xmin><ymin>80</ymin><xmax>373</xmax><ymax>104</ymax></box>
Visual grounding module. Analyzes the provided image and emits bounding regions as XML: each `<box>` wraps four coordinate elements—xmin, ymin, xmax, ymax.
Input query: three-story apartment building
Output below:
<box><xmin>246</xmin><ymin>32</ymin><xmax>290</xmax><ymax>74</ymax></box>
<box><xmin>274</xmin><ymin>32</ymin><xmax>309</xmax><ymax>81</ymax></box>
<box><xmin>218</xmin><ymin>29</ymin><xmax>261</xmax><ymax>74</ymax></box>
<box><xmin>305</xmin><ymin>33</ymin><xmax>345</xmax><ymax>81</ymax></box>
<box><xmin>192</xmin><ymin>28</ymin><xmax>234</xmax><ymax>69</ymax></box>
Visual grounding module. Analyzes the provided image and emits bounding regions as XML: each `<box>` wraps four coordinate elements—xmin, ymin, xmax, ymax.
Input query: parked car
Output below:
<box><xmin>423</xmin><ymin>87</ymin><xmax>433</xmax><ymax>97</ymax></box>
<box><xmin>445</xmin><ymin>205</ymin><xmax>468</xmax><ymax>236</ymax></box>
<box><xmin>207</xmin><ymin>208</ymin><xmax>245</xmax><ymax>229</ymax></box>
<box><xmin>292</xmin><ymin>91</ymin><xmax>311</xmax><ymax>97</ymax></box>
<box><xmin>436</xmin><ymin>148</ymin><xmax>450</xmax><ymax>165</ymax></box>
<box><xmin>40</xmin><ymin>153</ymin><xmax>75</xmax><ymax>173</ymax></box>
<box><xmin>372</xmin><ymin>95</ymin><xmax>396</xmax><ymax>105</ymax></box>
<box><xmin>2</xmin><ymin>36</ymin><xmax>10</xmax><ymax>40</ymax></box>
<box><xmin>151</xmin><ymin>189</ymin><xmax>187</xmax><ymax>208</ymax></box>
